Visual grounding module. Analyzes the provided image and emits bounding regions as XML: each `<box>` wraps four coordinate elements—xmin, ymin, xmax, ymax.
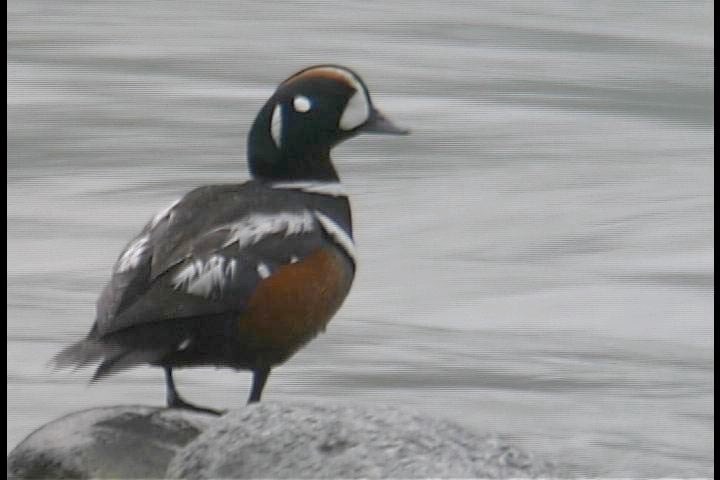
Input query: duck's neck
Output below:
<box><xmin>250</xmin><ymin>148</ymin><xmax>339</xmax><ymax>183</ymax></box>
<box><xmin>247</xmin><ymin>105</ymin><xmax>340</xmax><ymax>183</ymax></box>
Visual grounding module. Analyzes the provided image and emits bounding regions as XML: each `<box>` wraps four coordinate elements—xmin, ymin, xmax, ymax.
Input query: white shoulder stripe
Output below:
<box><xmin>271</xmin><ymin>182</ymin><xmax>347</xmax><ymax>197</ymax></box>
<box><xmin>314</xmin><ymin>211</ymin><xmax>356</xmax><ymax>261</ymax></box>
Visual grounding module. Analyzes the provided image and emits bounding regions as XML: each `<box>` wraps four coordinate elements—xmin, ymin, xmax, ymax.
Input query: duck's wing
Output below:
<box><xmin>93</xmin><ymin>183</ymin><xmax>329</xmax><ymax>337</ymax></box>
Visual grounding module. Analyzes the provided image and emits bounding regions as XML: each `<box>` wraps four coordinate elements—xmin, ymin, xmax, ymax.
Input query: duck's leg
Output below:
<box><xmin>247</xmin><ymin>367</ymin><xmax>271</xmax><ymax>404</ymax></box>
<box><xmin>164</xmin><ymin>367</ymin><xmax>224</xmax><ymax>416</ymax></box>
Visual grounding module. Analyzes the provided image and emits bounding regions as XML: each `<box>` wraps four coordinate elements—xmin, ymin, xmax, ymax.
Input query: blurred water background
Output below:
<box><xmin>7</xmin><ymin>1</ymin><xmax>714</xmax><ymax>476</ymax></box>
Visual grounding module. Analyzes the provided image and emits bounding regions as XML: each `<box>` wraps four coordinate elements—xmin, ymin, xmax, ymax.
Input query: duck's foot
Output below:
<box><xmin>164</xmin><ymin>366</ymin><xmax>225</xmax><ymax>416</ymax></box>
<box><xmin>167</xmin><ymin>395</ymin><xmax>225</xmax><ymax>416</ymax></box>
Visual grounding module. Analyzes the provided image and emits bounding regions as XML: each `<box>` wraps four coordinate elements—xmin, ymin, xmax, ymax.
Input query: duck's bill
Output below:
<box><xmin>362</xmin><ymin>108</ymin><xmax>410</xmax><ymax>135</ymax></box>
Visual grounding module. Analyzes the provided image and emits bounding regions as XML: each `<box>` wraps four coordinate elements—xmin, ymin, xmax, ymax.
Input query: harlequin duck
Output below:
<box><xmin>53</xmin><ymin>65</ymin><xmax>408</xmax><ymax>414</ymax></box>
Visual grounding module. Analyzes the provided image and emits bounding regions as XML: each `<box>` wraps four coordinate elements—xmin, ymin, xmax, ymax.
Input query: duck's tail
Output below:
<box><xmin>51</xmin><ymin>337</ymin><xmax>157</xmax><ymax>381</ymax></box>
<box><xmin>51</xmin><ymin>337</ymin><xmax>109</xmax><ymax>370</ymax></box>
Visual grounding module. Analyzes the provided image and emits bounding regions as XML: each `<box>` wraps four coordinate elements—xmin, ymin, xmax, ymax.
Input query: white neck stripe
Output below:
<box><xmin>271</xmin><ymin>182</ymin><xmax>347</xmax><ymax>197</ymax></box>
<box><xmin>270</xmin><ymin>104</ymin><xmax>283</xmax><ymax>149</ymax></box>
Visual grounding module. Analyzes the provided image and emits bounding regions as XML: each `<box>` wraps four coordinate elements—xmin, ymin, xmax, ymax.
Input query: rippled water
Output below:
<box><xmin>7</xmin><ymin>1</ymin><xmax>714</xmax><ymax>477</ymax></box>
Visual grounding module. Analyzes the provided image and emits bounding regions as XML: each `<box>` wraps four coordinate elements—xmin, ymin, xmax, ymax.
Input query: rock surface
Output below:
<box><xmin>168</xmin><ymin>402</ymin><xmax>556</xmax><ymax>479</ymax></box>
<box><xmin>7</xmin><ymin>405</ymin><xmax>216</xmax><ymax>479</ymax></box>
<box><xmin>8</xmin><ymin>402</ymin><xmax>557</xmax><ymax>479</ymax></box>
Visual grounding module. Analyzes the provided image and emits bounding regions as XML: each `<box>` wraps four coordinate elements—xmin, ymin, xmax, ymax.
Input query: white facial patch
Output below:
<box><xmin>270</xmin><ymin>103</ymin><xmax>283</xmax><ymax>148</ymax></box>
<box><xmin>339</xmin><ymin>89</ymin><xmax>370</xmax><ymax>131</ymax></box>
<box><xmin>220</xmin><ymin>211</ymin><xmax>316</xmax><ymax>249</ymax></box>
<box><xmin>116</xmin><ymin>235</ymin><xmax>149</xmax><ymax>273</ymax></box>
<box><xmin>172</xmin><ymin>254</ymin><xmax>237</xmax><ymax>298</ymax></box>
<box><xmin>313</xmin><ymin>211</ymin><xmax>356</xmax><ymax>261</ymax></box>
<box><xmin>293</xmin><ymin>95</ymin><xmax>312</xmax><ymax>113</ymax></box>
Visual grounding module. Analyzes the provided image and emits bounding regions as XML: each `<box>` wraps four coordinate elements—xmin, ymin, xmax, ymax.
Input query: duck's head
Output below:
<box><xmin>248</xmin><ymin>65</ymin><xmax>408</xmax><ymax>182</ymax></box>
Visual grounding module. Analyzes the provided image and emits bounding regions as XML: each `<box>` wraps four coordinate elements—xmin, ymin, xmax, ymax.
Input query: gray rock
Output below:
<box><xmin>8</xmin><ymin>402</ymin><xmax>557</xmax><ymax>479</ymax></box>
<box><xmin>7</xmin><ymin>405</ymin><xmax>217</xmax><ymax>479</ymax></box>
<box><xmin>167</xmin><ymin>401</ymin><xmax>556</xmax><ymax>478</ymax></box>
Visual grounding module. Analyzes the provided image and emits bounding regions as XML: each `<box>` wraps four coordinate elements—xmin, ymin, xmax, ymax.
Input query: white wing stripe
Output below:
<box><xmin>172</xmin><ymin>255</ymin><xmax>237</xmax><ymax>298</ymax></box>
<box><xmin>221</xmin><ymin>211</ymin><xmax>315</xmax><ymax>249</ymax></box>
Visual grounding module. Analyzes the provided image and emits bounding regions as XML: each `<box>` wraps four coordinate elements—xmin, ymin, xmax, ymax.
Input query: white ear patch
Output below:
<box><xmin>293</xmin><ymin>95</ymin><xmax>312</xmax><ymax>113</ymax></box>
<box><xmin>339</xmin><ymin>90</ymin><xmax>370</xmax><ymax>130</ymax></box>
<box><xmin>271</xmin><ymin>103</ymin><xmax>283</xmax><ymax>148</ymax></box>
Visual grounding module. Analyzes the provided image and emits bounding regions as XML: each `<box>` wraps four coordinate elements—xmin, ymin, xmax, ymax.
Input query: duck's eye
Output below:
<box><xmin>293</xmin><ymin>95</ymin><xmax>312</xmax><ymax>113</ymax></box>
